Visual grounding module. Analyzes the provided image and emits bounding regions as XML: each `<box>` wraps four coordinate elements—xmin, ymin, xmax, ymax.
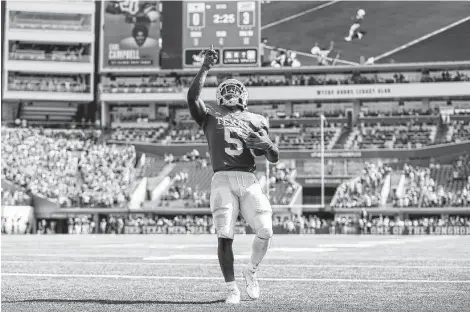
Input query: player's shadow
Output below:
<box><xmin>3</xmin><ymin>298</ymin><xmax>226</xmax><ymax>305</ymax></box>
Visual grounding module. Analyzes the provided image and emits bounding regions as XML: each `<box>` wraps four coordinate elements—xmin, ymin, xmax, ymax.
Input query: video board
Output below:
<box><xmin>182</xmin><ymin>1</ymin><xmax>260</xmax><ymax>68</ymax></box>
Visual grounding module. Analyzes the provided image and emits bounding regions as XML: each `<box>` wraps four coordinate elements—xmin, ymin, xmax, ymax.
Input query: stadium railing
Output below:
<box><xmin>100</xmin><ymin>61</ymin><xmax>470</xmax><ymax>102</ymax></box>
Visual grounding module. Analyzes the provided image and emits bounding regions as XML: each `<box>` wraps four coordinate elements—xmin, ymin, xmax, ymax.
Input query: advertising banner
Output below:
<box><xmin>101</xmin><ymin>0</ymin><xmax>161</xmax><ymax>71</ymax></box>
<box><xmin>369</xmin><ymin>225</ymin><xmax>470</xmax><ymax>235</ymax></box>
<box><xmin>194</xmin><ymin>82</ymin><xmax>470</xmax><ymax>102</ymax></box>
<box><xmin>122</xmin><ymin>225</ymin><xmax>470</xmax><ymax>235</ymax></box>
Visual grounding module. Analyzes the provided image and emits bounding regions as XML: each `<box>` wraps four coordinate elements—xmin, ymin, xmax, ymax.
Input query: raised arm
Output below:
<box><xmin>186</xmin><ymin>46</ymin><xmax>218</xmax><ymax>127</ymax></box>
<box><xmin>187</xmin><ymin>64</ymin><xmax>209</xmax><ymax>126</ymax></box>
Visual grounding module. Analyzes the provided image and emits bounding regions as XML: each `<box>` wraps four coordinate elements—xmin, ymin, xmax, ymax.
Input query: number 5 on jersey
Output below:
<box><xmin>224</xmin><ymin>128</ymin><xmax>244</xmax><ymax>156</ymax></box>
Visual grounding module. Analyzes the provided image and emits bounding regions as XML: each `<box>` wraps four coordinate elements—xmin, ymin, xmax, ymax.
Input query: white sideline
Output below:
<box><xmin>3</xmin><ymin>272</ymin><xmax>470</xmax><ymax>284</ymax></box>
<box><xmin>3</xmin><ymin>260</ymin><xmax>470</xmax><ymax>270</ymax></box>
<box><xmin>261</xmin><ymin>1</ymin><xmax>341</xmax><ymax>30</ymax></box>
<box><xmin>374</xmin><ymin>15</ymin><xmax>470</xmax><ymax>61</ymax></box>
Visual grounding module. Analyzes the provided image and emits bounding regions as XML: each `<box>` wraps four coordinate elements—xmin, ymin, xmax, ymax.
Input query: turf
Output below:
<box><xmin>260</xmin><ymin>1</ymin><xmax>470</xmax><ymax>64</ymax></box>
<box><xmin>2</xmin><ymin>235</ymin><xmax>470</xmax><ymax>312</ymax></box>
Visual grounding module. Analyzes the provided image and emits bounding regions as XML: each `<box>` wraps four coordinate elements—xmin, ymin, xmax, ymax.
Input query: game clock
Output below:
<box><xmin>182</xmin><ymin>1</ymin><xmax>261</xmax><ymax>68</ymax></box>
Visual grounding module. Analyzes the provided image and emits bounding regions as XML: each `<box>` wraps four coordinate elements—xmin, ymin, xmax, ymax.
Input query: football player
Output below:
<box><xmin>311</xmin><ymin>41</ymin><xmax>340</xmax><ymax>66</ymax></box>
<box><xmin>345</xmin><ymin>9</ymin><xmax>366</xmax><ymax>42</ymax></box>
<box><xmin>187</xmin><ymin>45</ymin><xmax>279</xmax><ymax>304</ymax></box>
<box><xmin>105</xmin><ymin>1</ymin><xmax>159</xmax><ymax>25</ymax></box>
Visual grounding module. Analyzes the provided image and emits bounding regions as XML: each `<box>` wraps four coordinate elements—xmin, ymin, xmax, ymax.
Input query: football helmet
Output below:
<box><xmin>216</xmin><ymin>79</ymin><xmax>248</xmax><ymax>110</ymax></box>
<box><xmin>357</xmin><ymin>9</ymin><xmax>366</xmax><ymax>17</ymax></box>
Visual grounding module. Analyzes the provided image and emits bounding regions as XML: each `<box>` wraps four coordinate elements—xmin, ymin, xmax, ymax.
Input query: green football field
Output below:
<box><xmin>2</xmin><ymin>234</ymin><xmax>470</xmax><ymax>312</ymax></box>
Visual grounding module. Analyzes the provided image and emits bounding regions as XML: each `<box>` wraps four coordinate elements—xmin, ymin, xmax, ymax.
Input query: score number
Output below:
<box><xmin>187</xmin><ymin>2</ymin><xmax>205</xmax><ymax>28</ymax></box>
<box><xmin>238</xmin><ymin>11</ymin><xmax>254</xmax><ymax>27</ymax></box>
<box><xmin>224</xmin><ymin>128</ymin><xmax>244</xmax><ymax>156</ymax></box>
<box><xmin>237</xmin><ymin>1</ymin><xmax>255</xmax><ymax>27</ymax></box>
<box><xmin>188</xmin><ymin>11</ymin><xmax>205</xmax><ymax>28</ymax></box>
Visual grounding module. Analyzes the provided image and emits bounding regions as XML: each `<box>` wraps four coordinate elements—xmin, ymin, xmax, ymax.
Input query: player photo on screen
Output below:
<box><xmin>101</xmin><ymin>0</ymin><xmax>161</xmax><ymax>70</ymax></box>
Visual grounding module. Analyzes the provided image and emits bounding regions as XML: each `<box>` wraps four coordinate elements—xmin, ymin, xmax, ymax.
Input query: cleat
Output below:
<box><xmin>345</xmin><ymin>37</ymin><xmax>351</xmax><ymax>42</ymax></box>
<box><xmin>357</xmin><ymin>32</ymin><xmax>363</xmax><ymax>40</ymax></box>
<box><xmin>242</xmin><ymin>266</ymin><xmax>260</xmax><ymax>300</ymax></box>
<box><xmin>225</xmin><ymin>289</ymin><xmax>240</xmax><ymax>304</ymax></box>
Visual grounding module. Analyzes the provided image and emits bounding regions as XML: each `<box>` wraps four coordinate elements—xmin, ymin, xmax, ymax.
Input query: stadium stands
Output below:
<box><xmin>1</xmin><ymin>127</ymin><xmax>137</xmax><ymax>208</ymax></box>
<box><xmin>100</xmin><ymin>70</ymin><xmax>470</xmax><ymax>93</ymax></box>
<box><xmin>1</xmin><ymin>189</ymin><xmax>32</xmax><ymax>206</ymax></box>
<box><xmin>9</xmin><ymin>42</ymin><xmax>90</xmax><ymax>62</ymax></box>
<box><xmin>26</xmin><ymin>213</ymin><xmax>469</xmax><ymax>236</ymax></box>
<box><xmin>2</xmin><ymin>1</ymin><xmax>470</xmax><ymax>239</ymax></box>
<box><xmin>101</xmin><ymin>76</ymin><xmax>182</xmax><ymax>94</ymax></box>
<box><xmin>348</xmin><ymin>120</ymin><xmax>437</xmax><ymax>150</ymax></box>
<box><xmin>330</xmin><ymin>162</ymin><xmax>392</xmax><ymax>208</ymax></box>
<box><xmin>110</xmin><ymin>126</ymin><xmax>168</xmax><ymax>143</ymax></box>
<box><xmin>8</xmin><ymin>73</ymin><xmax>89</xmax><ymax>93</ymax></box>
<box><xmin>389</xmin><ymin>157</ymin><xmax>470</xmax><ymax>208</ymax></box>
<box><xmin>9</xmin><ymin>11</ymin><xmax>91</xmax><ymax>31</ymax></box>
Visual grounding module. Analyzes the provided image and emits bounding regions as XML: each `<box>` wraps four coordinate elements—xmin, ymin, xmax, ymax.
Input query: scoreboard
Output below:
<box><xmin>182</xmin><ymin>1</ymin><xmax>260</xmax><ymax>68</ymax></box>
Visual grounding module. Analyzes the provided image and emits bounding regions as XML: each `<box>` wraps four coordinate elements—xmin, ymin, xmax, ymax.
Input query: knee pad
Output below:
<box><xmin>256</xmin><ymin>227</ymin><xmax>273</xmax><ymax>239</ymax></box>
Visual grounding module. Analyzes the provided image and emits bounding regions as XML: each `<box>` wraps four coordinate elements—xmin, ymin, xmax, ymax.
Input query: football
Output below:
<box><xmin>251</xmin><ymin>149</ymin><xmax>265</xmax><ymax>157</ymax></box>
<box><xmin>251</xmin><ymin>129</ymin><xmax>268</xmax><ymax>156</ymax></box>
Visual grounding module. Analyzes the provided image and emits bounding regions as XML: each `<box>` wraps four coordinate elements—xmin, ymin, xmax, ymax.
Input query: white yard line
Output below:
<box><xmin>142</xmin><ymin>255</ymin><xmax>251</xmax><ymax>260</ymax></box>
<box><xmin>1</xmin><ymin>253</ymin><xmax>143</xmax><ymax>258</ymax></box>
<box><xmin>3</xmin><ymin>272</ymin><xmax>470</xmax><ymax>284</ymax></box>
<box><xmin>374</xmin><ymin>15</ymin><xmax>470</xmax><ymax>61</ymax></box>
<box><xmin>261</xmin><ymin>0</ymin><xmax>341</xmax><ymax>30</ymax></box>
<box><xmin>3</xmin><ymin>260</ymin><xmax>470</xmax><ymax>270</ymax></box>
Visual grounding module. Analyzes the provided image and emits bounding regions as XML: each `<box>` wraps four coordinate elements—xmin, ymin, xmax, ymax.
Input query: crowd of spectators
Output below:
<box><xmin>272</xmin><ymin>124</ymin><xmax>340</xmax><ymax>150</ymax></box>
<box><xmin>9</xmin><ymin>42</ymin><xmax>88</xmax><ymax>62</ymax></box>
<box><xmin>394</xmin><ymin>160</ymin><xmax>470</xmax><ymax>208</ymax></box>
<box><xmin>6</xmin><ymin>213</ymin><xmax>469</xmax><ymax>235</ymax></box>
<box><xmin>348</xmin><ymin>120</ymin><xmax>436</xmax><ymax>149</ymax></box>
<box><xmin>158</xmin><ymin>157</ymin><xmax>297</xmax><ymax>207</ymax></box>
<box><xmin>331</xmin><ymin>162</ymin><xmax>391</xmax><ymax>208</ymax></box>
<box><xmin>58</xmin><ymin>215</ymin><xmax>218</xmax><ymax>235</ymax></box>
<box><xmin>101</xmin><ymin>77</ymin><xmax>181</xmax><ymax>94</ymax></box>
<box><xmin>8</xmin><ymin>73</ymin><xmax>89</xmax><ymax>93</ymax></box>
<box><xmin>110</xmin><ymin>121</ymin><xmax>344</xmax><ymax>150</ymax></box>
<box><xmin>2</xmin><ymin>216</ymin><xmax>32</xmax><ymax>235</ymax></box>
<box><xmin>110</xmin><ymin>126</ymin><xmax>168</xmax><ymax>143</ymax></box>
<box><xmin>267</xmin><ymin>49</ymin><xmax>301</xmax><ymax>68</ymax></box>
<box><xmin>1</xmin><ymin>189</ymin><xmax>32</xmax><ymax>206</ymax></box>
<box><xmin>99</xmin><ymin>70</ymin><xmax>470</xmax><ymax>93</ymax></box>
<box><xmin>268</xmin><ymin>162</ymin><xmax>299</xmax><ymax>205</ymax></box>
<box><xmin>64</xmin><ymin>216</ymin><xmax>95</xmax><ymax>234</ymax></box>
<box><xmin>420</xmin><ymin>70</ymin><xmax>470</xmax><ymax>83</ymax></box>
<box><xmin>160</xmin><ymin>162</ymin><xmax>210</xmax><ymax>208</ymax></box>
<box><xmin>77</xmin><ymin>144</ymin><xmax>135</xmax><ymax>208</ymax></box>
<box><xmin>393</xmin><ymin>164</ymin><xmax>424</xmax><ymax>208</ymax></box>
<box><xmin>1</xmin><ymin>127</ymin><xmax>136</xmax><ymax>208</ymax></box>
<box><xmin>447</xmin><ymin>120</ymin><xmax>470</xmax><ymax>143</ymax></box>
<box><xmin>166</xmin><ymin>126</ymin><xmax>206</xmax><ymax>144</ymax></box>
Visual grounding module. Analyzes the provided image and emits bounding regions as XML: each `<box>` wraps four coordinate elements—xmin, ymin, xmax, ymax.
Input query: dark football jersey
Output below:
<box><xmin>202</xmin><ymin>103</ymin><xmax>268</xmax><ymax>173</ymax></box>
<box><xmin>106</xmin><ymin>1</ymin><xmax>156</xmax><ymax>24</ymax></box>
<box><xmin>354</xmin><ymin>16</ymin><xmax>364</xmax><ymax>24</ymax></box>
